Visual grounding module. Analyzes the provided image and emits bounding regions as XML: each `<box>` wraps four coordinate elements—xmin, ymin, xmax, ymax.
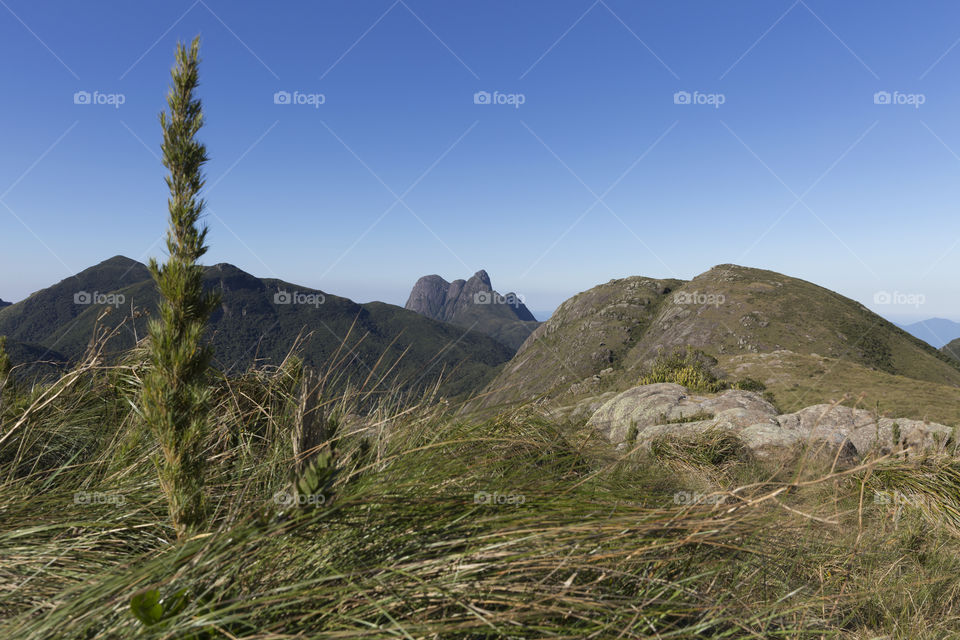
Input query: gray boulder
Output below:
<box><xmin>757</xmin><ymin>404</ymin><xmax>954</xmax><ymax>458</ymax></box>
<box><xmin>588</xmin><ymin>383</ymin><xmax>779</xmax><ymax>444</ymax></box>
<box><xmin>588</xmin><ymin>383</ymin><xmax>955</xmax><ymax>461</ymax></box>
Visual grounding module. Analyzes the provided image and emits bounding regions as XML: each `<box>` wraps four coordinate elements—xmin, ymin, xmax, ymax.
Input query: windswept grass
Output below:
<box><xmin>3</xmin><ymin>344</ymin><xmax>960</xmax><ymax>638</ymax></box>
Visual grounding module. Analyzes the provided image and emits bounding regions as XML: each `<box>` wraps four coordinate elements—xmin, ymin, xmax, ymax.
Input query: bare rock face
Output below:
<box><xmin>404</xmin><ymin>270</ymin><xmax>539</xmax><ymax>350</ymax></box>
<box><xmin>758</xmin><ymin>405</ymin><xmax>954</xmax><ymax>458</ymax></box>
<box><xmin>0</xmin><ymin>298</ymin><xmax>10</xmax><ymax>308</ymax></box>
<box><xmin>588</xmin><ymin>383</ymin><xmax>955</xmax><ymax>462</ymax></box>
<box><xmin>404</xmin><ymin>274</ymin><xmax>450</xmax><ymax>320</ymax></box>
<box><xmin>588</xmin><ymin>383</ymin><xmax>779</xmax><ymax>444</ymax></box>
<box><xmin>406</xmin><ymin>270</ymin><xmax>535</xmax><ymax>323</ymax></box>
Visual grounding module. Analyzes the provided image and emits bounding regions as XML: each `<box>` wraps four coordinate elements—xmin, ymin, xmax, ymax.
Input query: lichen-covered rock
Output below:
<box><xmin>588</xmin><ymin>383</ymin><xmax>955</xmax><ymax>462</ymax></box>
<box><xmin>767</xmin><ymin>405</ymin><xmax>953</xmax><ymax>458</ymax></box>
<box><xmin>587</xmin><ymin>383</ymin><xmax>778</xmax><ymax>444</ymax></box>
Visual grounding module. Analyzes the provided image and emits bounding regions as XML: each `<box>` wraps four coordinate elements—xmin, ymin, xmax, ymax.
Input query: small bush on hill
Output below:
<box><xmin>639</xmin><ymin>346</ymin><xmax>728</xmax><ymax>392</ymax></box>
<box><xmin>733</xmin><ymin>377</ymin><xmax>767</xmax><ymax>392</ymax></box>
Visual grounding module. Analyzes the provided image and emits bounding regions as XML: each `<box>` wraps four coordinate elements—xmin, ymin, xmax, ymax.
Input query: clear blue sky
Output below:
<box><xmin>2</xmin><ymin>1</ymin><xmax>959</xmax><ymax>321</ymax></box>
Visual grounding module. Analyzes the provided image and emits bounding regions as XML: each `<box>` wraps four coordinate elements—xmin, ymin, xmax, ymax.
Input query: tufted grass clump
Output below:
<box><xmin>639</xmin><ymin>346</ymin><xmax>729</xmax><ymax>392</ymax></box>
<box><xmin>650</xmin><ymin>426</ymin><xmax>752</xmax><ymax>469</ymax></box>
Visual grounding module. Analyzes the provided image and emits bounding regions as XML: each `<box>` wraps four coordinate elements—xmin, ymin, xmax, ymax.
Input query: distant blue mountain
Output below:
<box><xmin>898</xmin><ymin>318</ymin><xmax>960</xmax><ymax>348</ymax></box>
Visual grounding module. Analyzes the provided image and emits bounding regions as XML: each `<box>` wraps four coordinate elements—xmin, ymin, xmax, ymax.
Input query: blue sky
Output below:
<box><xmin>2</xmin><ymin>1</ymin><xmax>960</xmax><ymax>321</ymax></box>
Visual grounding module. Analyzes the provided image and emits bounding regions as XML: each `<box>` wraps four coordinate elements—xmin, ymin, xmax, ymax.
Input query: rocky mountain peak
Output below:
<box><xmin>405</xmin><ymin>270</ymin><xmax>540</xmax><ymax>350</ymax></box>
<box><xmin>405</xmin><ymin>270</ymin><xmax>535</xmax><ymax>324</ymax></box>
<box><xmin>470</xmin><ymin>270</ymin><xmax>492</xmax><ymax>289</ymax></box>
<box><xmin>405</xmin><ymin>274</ymin><xmax>452</xmax><ymax>320</ymax></box>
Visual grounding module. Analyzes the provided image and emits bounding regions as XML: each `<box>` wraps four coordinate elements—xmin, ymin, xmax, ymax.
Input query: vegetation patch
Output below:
<box><xmin>639</xmin><ymin>346</ymin><xmax>728</xmax><ymax>393</ymax></box>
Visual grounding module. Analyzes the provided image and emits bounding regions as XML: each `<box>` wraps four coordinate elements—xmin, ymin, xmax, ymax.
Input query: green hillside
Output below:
<box><xmin>943</xmin><ymin>338</ymin><xmax>960</xmax><ymax>362</ymax></box>
<box><xmin>482</xmin><ymin>265</ymin><xmax>960</xmax><ymax>413</ymax></box>
<box><xmin>0</xmin><ymin>258</ymin><xmax>512</xmax><ymax>398</ymax></box>
<box><xmin>0</xmin><ymin>255</ymin><xmax>150</xmax><ymax>346</ymax></box>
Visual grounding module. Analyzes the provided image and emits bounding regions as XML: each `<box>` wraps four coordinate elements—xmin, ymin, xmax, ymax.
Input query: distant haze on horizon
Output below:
<box><xmin>3</xmin><ymin>1</ymin><xmax>960</xmax><ymax>324</ymax></box>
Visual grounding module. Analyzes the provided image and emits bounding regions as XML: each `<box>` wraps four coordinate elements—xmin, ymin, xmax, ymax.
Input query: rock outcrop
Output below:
<box><xmin>588</xmin><ymin>383</ymin><xmax>955</xmax><ymax>463</ymax></box>
<box><xmin>405</xmin><ymin>270</ymin><xmax>540</xmax><ymax>351</ymax></box>
<box><xmin>589</xmin><ymin>383</ymin><xmax>779</xmax><ymax>444</ymax></box>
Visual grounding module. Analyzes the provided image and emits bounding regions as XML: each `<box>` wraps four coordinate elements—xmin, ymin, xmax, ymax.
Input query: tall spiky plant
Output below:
<box><xmin>141</xmin><ymin>37</ymin><xmax>220</xmax><ymax>539</ymax></box>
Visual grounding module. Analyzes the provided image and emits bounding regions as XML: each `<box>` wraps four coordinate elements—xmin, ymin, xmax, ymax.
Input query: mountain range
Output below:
<box><xmin>6</xmin><ymin>259</ymin><xmax>960</xmax><ymax>422</ymax></box>
<box><xmin>404</xmin><ymin>270</ymin><xmax>540</xmax><ymax>350</ymax></box>
<box><xmin>898</xmin><ymin>318</ymin><xmax>960</xmax><ymax>348</ymax></box>
<box><xmin>0</xmin><ymin>256</ymin><xmax>513</xmax><ymax>398</ymax></box>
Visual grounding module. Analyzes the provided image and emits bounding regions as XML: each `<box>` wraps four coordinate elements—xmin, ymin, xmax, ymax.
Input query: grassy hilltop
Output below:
<box><xmin>482</xmin><ymin>264</ymin><xmax>960</xmax><ymax>422</ymax></box>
